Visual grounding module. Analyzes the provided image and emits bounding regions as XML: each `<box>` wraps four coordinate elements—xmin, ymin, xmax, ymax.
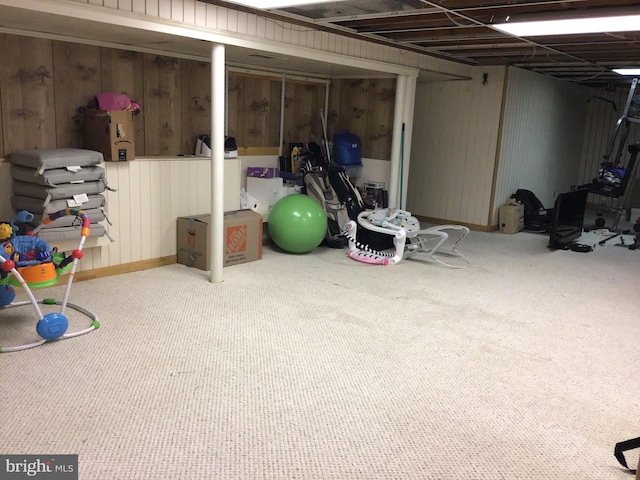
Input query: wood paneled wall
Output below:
<box><xmin>0</xmin><ymin>32</ymin><xmax>396</xmax><ymax>274</ymax></box>
<box><xmin>328</xmin><ymin>78</ymin><xmax>396</xmax><ymax>160</ymax></box>
<box><xmin>1</xmin><ymin>35</ymin><xmax>56</xmax><ymax>154</ymax></box>
<box><xmin>0</xmin><ymin>33</ymin><xmax>395</xmax><ymax>160</ymax></box>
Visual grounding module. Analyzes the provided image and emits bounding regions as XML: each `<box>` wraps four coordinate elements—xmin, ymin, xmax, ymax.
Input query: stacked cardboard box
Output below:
<box><xmin>82</xmin><ymin>109</ymin><xmax>135</xmax><ymax>162</ymax></box>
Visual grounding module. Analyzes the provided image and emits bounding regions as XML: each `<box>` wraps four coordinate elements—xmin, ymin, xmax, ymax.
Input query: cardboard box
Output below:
<box><xmin>247</xmin><ymin>167</ymin><xmax>279</xmax><ymax>178</ymax></box>
<box><xmin>177</xmin><ymin>210</ymin><xmax>263</xmax><ymax>270</ymax></box>
<box><xmin>83</xmin><ymin>109</ymin><xmax>135</xmax><ymax>161</ymax></box>
<box><xmin>246</xmin><ymin>177</ymin><xmax>284</xmax><ymax>213</ymax></box>
<box><xmin>499</xmin><ymin>201</ymin><xmax>524</xmax><ymax>234</ymax></box>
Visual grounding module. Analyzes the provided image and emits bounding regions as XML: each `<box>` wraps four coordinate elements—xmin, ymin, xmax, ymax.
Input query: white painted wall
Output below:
<box><xmin>407</xmin><ymin>66</ymin><xmax>506</xmax><ymax>227</ymax></box>
<box><xmin>493</xmin><ymin>68</ymin><xmax>590</xmax><ymax>222</ymax></box>
<box><xmin>409</xmin><ymin>65</ymin><xmax>598</xmax><ymax>229</ymax></box>
<box><xmin>357</xmin><ymin>159</ymin><xmax>391</xmax><ymax>190</ymax></box>
<box><xmin>101</xmin><ymin>155</ymin><xmax>242</xmax><ymax>268</ymax></box>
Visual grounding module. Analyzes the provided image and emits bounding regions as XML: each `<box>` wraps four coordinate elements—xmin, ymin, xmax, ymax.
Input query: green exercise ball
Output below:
<box><xmin>268</xmin><ymin>194</ymin><xmax>327</xmax><ymax>253</ymax></box>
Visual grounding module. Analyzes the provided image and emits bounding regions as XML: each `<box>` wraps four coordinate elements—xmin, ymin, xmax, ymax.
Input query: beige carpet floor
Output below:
<box><xmin>1</xmin><ymin>228</ymin><xmax>638</xmax><ymax>479</ymax></box>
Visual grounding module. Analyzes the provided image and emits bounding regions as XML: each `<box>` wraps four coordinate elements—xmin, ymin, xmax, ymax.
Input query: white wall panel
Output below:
<box><xmin>353</xmin><ymin>38</ymin><xmax>362</xmax><ymax>58</ymax></box>
<box><xmin>80</xmin><ymin>239</ymin><xmax>102</xmax><ymax>271</ymax></box>
<box><xmin>256</xmin><ymin>15</ymin><xmax>267</xmax><ymax>39</ymax></box>
<box><xmin>326</xmin><ymin>32</ymin><xmax>335</xmax><ymax>54</ymax></box>
<box><xmin>319</xmin><ymin>31</ymin><xmax>328</xmax><ymax>52</ymax></box>
<box><xmin>158</xmin><ymin>0</ymin><xmax>170</xmax><ymax>20</ymax></box>
<box><xmin>137</xmin><ymin>160</ymin><xmax>152</xmax><ymax>260</ymax></box>
<box><xmin>119</xmin><ymin>0</ymin><xmax>132</xmax><ymax>12</ymax></box>
<box><xmin>118</xmin><ymin>162</ymin><xmax>133</xmax><ymax>264</ymax></box>
<box><xmin>205</xmin><ymin>2</ymin><xmax>216</xmax><ymax>28</ymax></box>
<box><xmin>265</xmin><ymin>15</ymin><xmax>276</xmax><ymax>41</ymax></box>
<box><xmin>127</xmin><ymin>161</ymin><xmax>143</xmax><ymax>262</ymax></box>
<box><xmin>494</xmin><ymin>67</ymin><xmax>590</xmax><ymax>224</ymax></box>
<box><xmin>226</xmin><ymin>8</ymin><xmax>238</xmax><ymax>33</ymax></box>
<box><xmin>272</xmin><ymin>16</ymin><xmax>284</xmax><ymax>43</ymax></box>
<box><xmin>148</xmin><ymin>160</ymin><xmax>163</xmax><ymax>260</ymax></box>
<box><xmin>187</xmin><ymin>0</ymin><xmax>198</xmax><ymax>23</ymax></box>
<box><xmin>52</xmin><ymin>157</ymin><xmax>238</xmax><ymax>271</ymax></box>
<box><xmin>104</xmin><ymin>164</ymin><xmax>122</xmax><ymax>265</ymax></box>
<box><xmin>281</xmin><ymin>20</ymin><xmax>291</xmax><ymax>44</ymax></box>
<box><xmin>187</xmin><ymin>0</ymin><xmax>197</xmax><ymax>23</ymax></box>
<box><xmin>289</xmin><ymin>27</ymin><xmax>299</xmax><ymax>48</ymax></box>
<box><xmin>299</xmin><ymin>27</ymin><xmax>311</xmax><ymax>49</ymax></box>
<box><xmin>346</xmin><ymin>38</ymin><xmax>355</xmax><ymax>57</ymax></box>
<box><xmin>194</xmin><ymin>2</ymin><xmax>206</xmax><ymax>27</ymax></box>
<box><xmin>171</xmin><ymin>0</ymin><xmax>184</xmax><ymax>23</ymax></box>
<box><xmin>407</xmin><ymin>67</ymin><xmax>505</xmax><ymax>227</ymax></box>
<box><xmin>146</xmin><ymin>0</ymin><xmax>158</xmax><ymax>17</ymax></box>
<box><xmin>236</xmin><ymin>12</ymin><xmax>249</xmax><ymax>34</ymax></box>
<box><xmin>132</xmin><ymin>0</ymin><xmax>146</xmax><ymax>14</ymax></box>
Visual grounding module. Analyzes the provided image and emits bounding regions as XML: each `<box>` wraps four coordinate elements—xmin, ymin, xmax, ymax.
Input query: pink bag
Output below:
<box><xmin>96</xmin><ymin>92</ymin><xmax>141</xmax><ymax>113</ymax></box>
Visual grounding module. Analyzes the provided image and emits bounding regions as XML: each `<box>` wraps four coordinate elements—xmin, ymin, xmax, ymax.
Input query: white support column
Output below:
<box><xmin>400</xmin><ymin>74</ymin><xmax>417</xmax><ymax>210</ymax></box>
<box><xmin>279</xmin><ymin>74</ymin><xmax>286</xmax><ymax>157</ymax></box>
<box><xmin>388</xmin><ymin>75</ymin><xmax>407</xmax><ymax>208</ymax></box>
<box><xmin>210</xmin><ymin>43</ymin><xmax>226</xmax><ymax>283</ymax></box>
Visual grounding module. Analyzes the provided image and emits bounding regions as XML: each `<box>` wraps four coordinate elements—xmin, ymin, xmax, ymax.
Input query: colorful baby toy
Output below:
<box><xmin>0</xmin><ymin>209</ymin><xmax>100</xmax><ymax>352</ymax></box>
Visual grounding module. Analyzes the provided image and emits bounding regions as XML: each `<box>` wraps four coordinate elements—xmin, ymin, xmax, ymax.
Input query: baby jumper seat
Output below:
<box><xmin>345</xmin><ymin>208</ymin><xmax>470</xmax><ymax>268</ymax></box>
<box><xmin>0</xmin><ymin>209</ymin><xmax>99</xmax><ymax>353</ymax></box>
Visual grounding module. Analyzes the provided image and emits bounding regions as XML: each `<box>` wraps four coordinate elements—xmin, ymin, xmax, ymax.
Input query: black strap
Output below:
<box><xmin>614</xmin><ymin>436</ymin><xmax>640</xmax><ymax>473</ymax></box>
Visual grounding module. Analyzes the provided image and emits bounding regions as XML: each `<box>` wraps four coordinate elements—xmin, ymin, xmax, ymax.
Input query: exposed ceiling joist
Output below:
<box><xmin>236</xmin><ymin>0</ymin><xmax>640</xmax><ymax>87</ymax></box>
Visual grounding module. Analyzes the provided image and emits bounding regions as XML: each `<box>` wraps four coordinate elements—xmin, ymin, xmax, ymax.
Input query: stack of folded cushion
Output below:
<box><xmin>9</xmin><ymin>148</ymin><xmax>113</xmax><ymax>242</ymax></box>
